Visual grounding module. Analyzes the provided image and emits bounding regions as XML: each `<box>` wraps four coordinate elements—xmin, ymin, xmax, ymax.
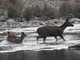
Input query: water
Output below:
<box><xmin>0</xmin><ymin>49</ymin><xmax>80</xmax><ymax>60</ymax></box>
<box><xmin>0</xmin><ymin>24</ymin><xmax>80</xmax><ymax>60</ymax></box>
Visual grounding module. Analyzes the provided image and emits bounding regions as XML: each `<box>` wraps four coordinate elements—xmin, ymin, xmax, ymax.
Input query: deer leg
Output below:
<box><xmin>37</xmin><ymin>36</ymin><xmax>42</xmax><ymax>43</ymax></box>
<box><xmin>37</xmin><ymin>36</ymin><xmax>40</xmax><ymax>43</ymax></box>
<box><xmin>54</xmin><ymin>36</ymin><xmax>57</xmax><ymax>44</ymax></box>
<box><xmin>43</xmin><ymin>37</ymin><xmax>46</xmax><ymax>44</ymax></box>
<box><xmin>59</xmin><ymin>35</ymin><xmax>65</xmax><ymax>41</ymax></box>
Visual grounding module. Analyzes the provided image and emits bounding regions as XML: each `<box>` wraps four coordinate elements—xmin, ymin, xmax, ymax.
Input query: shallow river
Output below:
<box><xmin>0</xmin><ymin>49</ymin><xmax>80</xmax><ymax>60</ymax></box>
<box><xmin>0</xmin><ymin>24</ymin><xmax>80</xmax><ymax>60</ymax></box>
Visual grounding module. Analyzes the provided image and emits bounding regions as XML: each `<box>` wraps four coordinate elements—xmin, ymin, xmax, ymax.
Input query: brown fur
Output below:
<box><xmin>37</xmin><ymin>19</ymin><xmax>74</xmax><ymax>43</ymax></box>
<box><xmin>7</xmin><ymin>32</ymin><xmax>17</xmax><ymax>42</ymax></box>
<box><xmin>7</xmin><ymin>32</ymin><xmax>27</xmax><ymax>44</ymax></box>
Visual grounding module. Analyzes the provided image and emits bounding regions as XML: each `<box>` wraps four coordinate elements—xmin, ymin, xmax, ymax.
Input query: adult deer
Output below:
<box><xmin>7</xmin><ymin>32</ymin><xmax>27</xmax><ymax>44</ymax></box>
<box><xmin>37</xmin><ymin>19</ymin><xmax>74</xmax><ymax>43</ymax></box>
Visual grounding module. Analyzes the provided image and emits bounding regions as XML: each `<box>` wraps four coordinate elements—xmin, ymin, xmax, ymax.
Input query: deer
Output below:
<box><xmin>7</xmin><ymin>32</ymin><xmax>27</xmax><ymax>44</ymax></box>
<box><xmin>37</xmin><ymin>19</ymin><xmax>74</xmax><ymax>43</ymax></box>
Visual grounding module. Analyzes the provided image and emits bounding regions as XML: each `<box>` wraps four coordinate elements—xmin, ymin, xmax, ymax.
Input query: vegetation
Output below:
<box><xmin>59</xmin><ymin>1</ymin><xmax>73</xmax><ymax>18</ymax></box>
<box><xmin>0</xmin><ymin>0</ymin><xmax>24</xmax><ymax>18</ymax></box>
<box><xmin>8</xmin><ymin>7</ymin><xmax>20</xmax><ymax>18</ymax></box>
<box><xmin>42</xmin><ymin>4</ymin><xmax>55</xmax><ymax>19</ymax></box>
<box><xmin>0</xmin><ymin>0</ymin><xmax>80</xmax><ymax>21</ymax></box>
<box><xmin>73</xmin><ymin>3</ymin><xmax>80</xmax><ymax>18</ymax></box>
<box><xmin>33</xmin><ymin>5</ymin><xmax>42</xmax><ymax>17</ymax></box>
<box><xmin>23</xmin><ymin>6</ymin><xmax>33</xmax><ymax>21</ymax></box>
<box><xmin>23</xmin><ymin>4</ymin><xmax>55</xmax><ymax>21</ymax></box>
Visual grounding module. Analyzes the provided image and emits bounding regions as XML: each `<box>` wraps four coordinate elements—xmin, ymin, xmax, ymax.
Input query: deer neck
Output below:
<box><xmin>60</xmin><ymin>24</ymin><xmax>67</xmax><ymax>30</ymax></box>
<box><xmin>20</xmin><ymin>34</ymin><xmax>25</xmax><ymax>40</ymax></box>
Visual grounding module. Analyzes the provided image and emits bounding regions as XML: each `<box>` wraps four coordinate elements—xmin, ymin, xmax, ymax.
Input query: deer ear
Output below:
<box><xmin>66</xmin><ymin>19</ymin><xmax>69</xmax><ymax>21</ymax></box>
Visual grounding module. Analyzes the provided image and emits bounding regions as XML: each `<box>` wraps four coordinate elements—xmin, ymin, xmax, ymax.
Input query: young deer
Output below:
<box><xmin>7</xmin><ymin>32</ymin><xmax>27</xmax><ymax>44</ymax></box>
<box><xmin>37</xmin><ymin>19</ymin><xmax>74</xmax><ymax>43</ymax></box>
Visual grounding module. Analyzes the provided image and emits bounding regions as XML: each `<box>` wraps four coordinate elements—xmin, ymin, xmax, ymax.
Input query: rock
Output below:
<box><xmin>69</xmin><ymin>44</ymin><xmax>80</xmax><ymax>49</ymax></box>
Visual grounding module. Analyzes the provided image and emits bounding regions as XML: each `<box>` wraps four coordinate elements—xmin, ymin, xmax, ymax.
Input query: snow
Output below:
<box><xmin>0</xmin><ymin>21</ymin><xmax>80</xmax><ymax>53</ymax></box>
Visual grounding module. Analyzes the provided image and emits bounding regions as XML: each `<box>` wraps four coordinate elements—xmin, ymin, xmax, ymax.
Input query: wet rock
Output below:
<box><xmin>69</xmin><ymin>44</ymin><xmax>80</xmax><ymax>49</ymax></box>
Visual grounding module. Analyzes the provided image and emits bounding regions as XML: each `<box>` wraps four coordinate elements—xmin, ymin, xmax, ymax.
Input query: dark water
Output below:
<box><xmin>0</xmin><ymin>49</ymin><xmax>80</xmax><ymax>60</ymax></box>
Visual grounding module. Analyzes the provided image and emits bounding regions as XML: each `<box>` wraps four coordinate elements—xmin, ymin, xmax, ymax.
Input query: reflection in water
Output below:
<box><xmin>0</xmin><ymin>51</ymin><xmax>24</xmax><ymax>60</ymax></box>
<box><xmin>38</xmin><ymin>50</ymin><xmax>65</xmax><ymax>60</ymax></box>
<box><xmin>0</xmin><ymin>51</ymin><xmax>38</xmax><ymax>60</ymax></box>
<box><xmin>0</xmin><ymin>49</ymin><xmax>80</xmax><ymax>60</ymax></box>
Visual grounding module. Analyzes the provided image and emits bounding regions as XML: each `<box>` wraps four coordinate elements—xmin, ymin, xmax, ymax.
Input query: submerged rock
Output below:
<box><xmin>69</xmin><ymin>44</ymin><xmax>80</xmax><ymax>49</ymax></box>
